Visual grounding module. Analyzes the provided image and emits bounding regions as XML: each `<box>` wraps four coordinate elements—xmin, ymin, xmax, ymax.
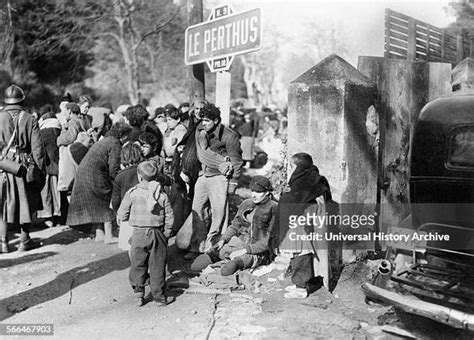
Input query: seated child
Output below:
<box><xmin>117</xmin><ymin>161</ymin><xmax>174</xmax><ymax>306</ymax></box>
<box><xmin>191</xmin><ymin>175</ymin><xmax>278</xmax><ymax>276</ymax></box>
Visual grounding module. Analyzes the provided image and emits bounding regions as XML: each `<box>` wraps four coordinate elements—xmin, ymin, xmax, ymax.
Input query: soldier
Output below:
<box><xmin>0</xmin><ymin>85</ymin><xmax>45</xmax><ymax>253</ymax></box>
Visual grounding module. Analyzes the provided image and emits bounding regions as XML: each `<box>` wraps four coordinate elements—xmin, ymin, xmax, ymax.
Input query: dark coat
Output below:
<box><xmin>177</xmin><ymin>118</ymin><xmax>201</xmax><ymax>184</ymax></box>
<box><xmin>67</xmin><ymin>136</ymin><xmax>122</xmax><ymax>225</ymax></box>
<box><xmin>111</xmin><ymin>164</ymin><xmax>139</xmax><ymax>213</ymax></box>
<box><xmin>221</xmin><ymin>196</ymin><xmax>278</xmax><ymax>255</ymax></box>
<box><xmin>39</xmin><ymin>118</ymin><xmax>61</xmax><ymax>175</ymax></box>
<box><xmin>270</xmin><ymin>164</ymin><xmax>332</xmax><ymax>250</ymax></box>
<box><xmin>128</xmin><ymin>126</ymin><xmax>143</xmax><ymax>143</ymax></box>
<box><xmin>0</xmin><ymin>105</ymin><xmax>45</xmax><ymax>223</ymax></box>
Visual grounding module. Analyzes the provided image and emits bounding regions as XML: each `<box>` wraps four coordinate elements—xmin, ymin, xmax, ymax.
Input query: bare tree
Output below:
<box><xmin>239</xmin><ymin>23</ymin><xmax>282</xmax><ymax>108</ymax></box>
<box><xmin>0</xmin><ymin>0</ymin><xmax>14</xmax><ymax>74</ymax></box>
<box><xmin>95</xmin><ymin>0</ymin><xmax>182</xmax><ymax>104</ymax></box>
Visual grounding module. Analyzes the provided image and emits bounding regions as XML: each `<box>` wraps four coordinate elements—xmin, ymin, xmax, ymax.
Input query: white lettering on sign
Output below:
<box><xmin>198</xmin><ymin>17</ymin><xmax>259</xmax><ymax>54</ymax></box>
<box><xmin>250</xmin><ymin>16</ymin><xmax>258</xmax><ymax>42</ymax></box>
<box><xmin>185</xmin><ymin>8</ymin><xmax>261</xmax><ymax>65</ymax></box>
<box><xmin>203</xmin><ymin>30</ymin><xmax>211</xmax><ymax>54</ymax></box>
<box><xmin>218</xmin><ymin>26</ymin><xmax>225</xmax><ymax>51</ymax></box>
<box><xmin>188</xmin><ymin>32</ymin><xmax>200</xmax><ymax>57</ymax></box>
<box><xmin>211</xmin><ymin>27</ymin><xmax>217</xmax><ymax>52</ymax></box>
<box><xmin>225</xmin><ymin>23</ymin><xmax>232</xmax><ymax>48</ymax></box>
<box><xmin>232</xmin><ymin>20</ymin><xmax>240</xmax><ymax>47</ymax></box>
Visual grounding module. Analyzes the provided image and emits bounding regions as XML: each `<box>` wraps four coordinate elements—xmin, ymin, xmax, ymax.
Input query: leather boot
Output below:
<box><xmin>18</xmin><ymin>238</ymin><xmax>39</xmax><ymax>252</ymax></box>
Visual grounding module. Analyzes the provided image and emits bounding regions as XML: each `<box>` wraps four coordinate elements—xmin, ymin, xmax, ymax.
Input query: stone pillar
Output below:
<box><xmin>288</xmin><ymin>54</ymin><xmax>378</xmax><ymax>206</ymax></box>
<box><xmin>357</xmin><ymin>56</ymin><xmax>451</xmax><ymax>244</ymax></box>
<box><xmin>287</xmin><ymin>55</ymin><xmax>378</xmax><ymax>281</ymax></box>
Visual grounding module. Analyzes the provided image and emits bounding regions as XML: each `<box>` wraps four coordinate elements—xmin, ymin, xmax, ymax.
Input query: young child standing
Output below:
<box><xmin>117</xmin><ymin>161</ymin><xmax>174</xmax><ymax>306</ymax></box>
<box><xmin>112</xmin><ymin>142</ymin><xmax>143</xmax><ymax>251</ymax></box>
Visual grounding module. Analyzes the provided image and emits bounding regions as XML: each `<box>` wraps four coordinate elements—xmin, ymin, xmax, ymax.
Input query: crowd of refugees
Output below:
<box><xmin>0</xmin><ymin>84</ymin><xmax>330</xmax><ymax>307</ymax></box>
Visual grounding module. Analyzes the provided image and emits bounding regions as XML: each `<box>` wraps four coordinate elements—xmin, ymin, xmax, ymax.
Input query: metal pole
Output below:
<box><xmin>187</xmin><ymin>0</ymin><xmax>205</xmax><ymax>104</ymax></box>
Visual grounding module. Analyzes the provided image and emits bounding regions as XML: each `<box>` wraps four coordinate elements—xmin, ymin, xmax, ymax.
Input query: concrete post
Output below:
<box><xmin>288</xmin><ymin>54</ymin><xmax>378</xmax><ymax>206</ymax></box>
<box><xmin>286</xmin><ymin>54</ymin><xmax>378</xmax><ymax>284</ymax></box>
<box><xmin>187</xmin><ymin>0</ymin><xmax>205</xmax><ymax>104</ymax></box>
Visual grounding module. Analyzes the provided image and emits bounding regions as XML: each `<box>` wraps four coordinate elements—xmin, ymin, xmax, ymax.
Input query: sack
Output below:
<box><xmin>18</xmin><ymin>153</ymin><xmax>44</xmax><ymax>185</ymax></box>
<box><xmin>286</xmin><ymin>253</ymin><xmax>314</xmax><ymax>288</ymax></box>
<box><xmin>57</xmin><ymin>145</ymin><xmax>77</xmax><ymax>191</ymax></box>
<box><xmin>0</xmin><ymin>111</ymin><xmax>23</xmax><ymax>176</ymax></box>
<box><xmin>25</xmin><ymin>161</ymin><xmax>44</xmax><ymax>184</ymax></box>
<box><xmin>0</xmin><ymin>157</ymin><xmax>23</xmax><ymax>176</ymax></box>
<box><xmin>175</xmin><ymin>213</ymin><xmax>193</xmax><ymax>250</ymax></box>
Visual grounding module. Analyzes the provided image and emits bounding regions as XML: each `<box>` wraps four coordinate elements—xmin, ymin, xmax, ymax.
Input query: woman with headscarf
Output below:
<box><xmin>269</xmin><ymin>152</ymin><xmax>334</xmax><ymax>289</ymax></box>
<box><xmin>67</xmin><ymin>122</ymin><xmax>131</xmax><ymax>243</ymax></box>
<box><xmin>270</xmin><ymin>152</ymin><xmax>332</xmax><ymax>251</ymax></box>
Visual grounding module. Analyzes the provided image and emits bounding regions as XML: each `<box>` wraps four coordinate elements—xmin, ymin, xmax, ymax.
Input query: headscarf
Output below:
<box><xmin>285</xmin><ymin>164</ymin><xmax>331</xmax><ymax>204</ymax></box>
<box><xmin>270</xmin><ymin>164</ymin><xmax>332</xmax><ymax>250</ymax></box>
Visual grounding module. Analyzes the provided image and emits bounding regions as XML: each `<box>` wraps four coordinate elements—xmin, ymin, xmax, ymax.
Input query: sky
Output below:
<box><xmin>207</xmin><ymin>0</ymin><xmax>456</xmax><ymax>66</ymax></box>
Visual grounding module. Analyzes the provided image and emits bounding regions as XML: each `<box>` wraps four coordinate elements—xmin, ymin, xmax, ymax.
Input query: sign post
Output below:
<box><xmin>187</xmin><ymin>0</ymin><xmax>205</xmax><ymax>107</ymax></box>
<box><xmin>215</xmin><ymin>71</ymin><xmax>232</xmax><ymax>125</ymax></box>
<box><xmin>185</xmin><ymin>5</ymin><xmax>261</xmax><ymax>125</ymax></box>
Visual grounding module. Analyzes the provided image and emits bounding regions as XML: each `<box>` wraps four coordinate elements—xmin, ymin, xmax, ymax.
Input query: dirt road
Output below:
<box><xmin>0</xmin><ymin>225</ymin><xmax>472</xmax><ymax>339</ymax></box>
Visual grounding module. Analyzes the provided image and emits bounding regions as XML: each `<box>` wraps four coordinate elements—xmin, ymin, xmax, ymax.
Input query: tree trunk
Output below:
<box><xmin>112</xmin><ymin>0</ymin><xmax>140</xmax><ymax>104</ymax></box>
<box><xmin>241</xmin><ymin>55</ymin><xmax>259</xmax><ymax>107</ymax></box>
<box><xmin>0</xmin><ymin>0</ymin><xmax>14</xmax><ymax>75</ymax></box>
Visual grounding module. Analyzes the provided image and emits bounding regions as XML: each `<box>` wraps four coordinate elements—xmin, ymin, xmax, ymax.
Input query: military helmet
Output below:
<box><xmin>4</xmin><ymin>85</ymin><xmax>25</xmax><ymax>104</ymax></box>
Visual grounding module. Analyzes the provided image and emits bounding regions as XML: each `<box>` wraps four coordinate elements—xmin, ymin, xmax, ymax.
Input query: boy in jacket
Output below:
<box><xmin>117</xmin><ymin>161</ymin><xmax>174</xmax><ymax>306</ymax></box>
<box><xmin>191</xmin><ymin>175</ymin><xmax>277</xmax><ymax>276</ymax></box>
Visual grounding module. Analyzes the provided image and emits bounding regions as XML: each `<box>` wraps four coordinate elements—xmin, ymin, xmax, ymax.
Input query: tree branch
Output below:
<box><xmin>95</xmin><ymin>32</ymin><xmax>121</xmax><ymax>44</ymax></box>
<box><xmin>132</xmin><ymin>8</ymin><xmax>180</xmax><ymax>51</ymax></box>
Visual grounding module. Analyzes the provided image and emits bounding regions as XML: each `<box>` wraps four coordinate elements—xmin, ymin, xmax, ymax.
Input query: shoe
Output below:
<box><xmin>133</xmin><ymin>290</ymin><xmax>145</xmax><ymax>306</ymax></box>
<box><xmin>95</xmin><ymin>227</ymin><xmax>105</xmax><ymax>242</ymax></box>
<box><xmin>154</xmin><ymin>296</ymin><xmax>172</xmax><ymax>307</ymax></box>
<box><xmin>1</xmin><ymin>237</ymin><xmax>10</xmax><ymax>254</ymax></box>
<box><xmin>44</xmin><ymin>220</ymin><xmax>54</xmax><ymax>228</ymax></box>
<box><xmin>190</xmin><ymin>254</ymin><xmax>213</xmax><ymax>272</ymax></box>
<box><xmin>104</xmin><ymin>237</ymin><xmax>118</xmax><ymax>244</ymax></box>
<box><xmin>183</xmin><ymin>252</ymin><xmax>200</xmax><ymax>261</ymax></box>
<box><xmin>17</xmin><ymin>239</ymin><xmax>39</xmax><ymax>252</ymax></box>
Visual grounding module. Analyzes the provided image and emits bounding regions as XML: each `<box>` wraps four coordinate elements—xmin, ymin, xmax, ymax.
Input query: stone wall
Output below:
<box><xmin>357</xmin><ymin>57</ymin><xmax>452</xmax><ymax>239</ymax></box>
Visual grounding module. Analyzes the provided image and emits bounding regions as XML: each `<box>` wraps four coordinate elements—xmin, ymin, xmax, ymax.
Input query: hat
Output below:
<box><xmin>241</xmin><ymin>100</ymin><xmax>256</xmax><ymax>112</ymax></box>
<box><xmin>249</xmin><ymin>175</ymin><xmax>273</xmax><ymax>192</ymax></box>
<box><xmin>60</xmin><ymin>93</ymin><xmax>73</xmax><ymax>103</ymax></box>
<box><xmin>4</xmin><ymin>85</ymin><xmax>25</xmax><ymax>104</ymax></box>
<box><xmin>137</xmin><ymin>161</ymin><xmax>158</xmax><ymax>181</ymax></box>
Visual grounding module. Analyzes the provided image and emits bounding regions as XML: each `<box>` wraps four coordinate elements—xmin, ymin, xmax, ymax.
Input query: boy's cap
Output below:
<box><xmin>61</xmin><ymin>93</ymin><xmax>73</xmax><ymax>103</ymax></box>
<box><xmin>249</xmin><ymin>175</ymin><xmax>272</xmax><ymax>192</ymax></box>
<box><xmin>137</xmin><ymin>161</ymin><xmax>158</xmax><ymax>181</ymax></box>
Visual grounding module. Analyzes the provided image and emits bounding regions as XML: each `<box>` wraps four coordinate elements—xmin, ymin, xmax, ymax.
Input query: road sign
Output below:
<box><xmin>185</xmin><ymin>7</ymin><xmax>262</xmax><ymax>72</ymax></box>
